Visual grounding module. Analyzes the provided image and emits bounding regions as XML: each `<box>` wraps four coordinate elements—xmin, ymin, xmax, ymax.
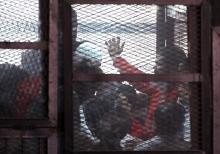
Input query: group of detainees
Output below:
<box><xmin>73</xmin><ymin>35</ymin><xmax>191</xmax><ymax>151</ymax></box>
<box><xmin>0</xmin><ymin>11</ymin><xmax>191</xmax><ymax>152</ymax></box>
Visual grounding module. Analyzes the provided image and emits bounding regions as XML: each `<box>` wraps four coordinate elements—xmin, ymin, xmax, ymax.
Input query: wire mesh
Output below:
<box><xmin>0</xmin><ymin>138</ymin><xmax>47</xmax><ymax>154</ymax></box>
<box><xmin>0</xmin><ymin>49</ymin><xmax>48</xmax><ymax>119</ymax></box>
<box><xmin>72</xmin><ymin>5</ymin><xmax>200</xmax><ymax>74</ymax></box>
<box><xmin>0</xmin><ymin>0</ymin><xmax>41</xmax><ymax>42</ymax></box>
<box><xmin>72</xmin><ymin>81</ymin><xmax>201</xmax><ymax>151</ymax></box>
<box><xmin>72</xmin><ymin>4</ymin><xmax>202</xmax><ymax>151</ymax></box>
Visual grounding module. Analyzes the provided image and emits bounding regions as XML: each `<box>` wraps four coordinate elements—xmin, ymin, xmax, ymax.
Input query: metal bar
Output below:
<box><xmin>211</xmin><ymin>0</ymin><xmax>220</xmax><ymax>26</ymax></box>
<box><xmin>48</xmin><ymin>0</ymin><xmax>58</xmax><ymax>126</ymax></box>
<box><xmin>72</xmin><ymin>73</ymin><xmax>202</xmax><ymax>82</ymax></box>
<box><xmin>0</xmin><ymin>42</ymin><xmax>48</xmax><ymax>50</ymax></box>
<box><xmin>63</xmin><ymin>1</ymin><xmax>73</xmax><ymax>153</ymax></box>
<box><xmin>213</xmin><ymin>27</ymin><xmax>220</xmax><ymax>154</ymax></box>
<box><xmin>39</xmin><ymin>0</ymin><xmax>49</xmax><ymax>42</ymax></box>
<box><xmin>0</xmin><ymin>119</ymin><xmax>56</xmax><ymax>128</ymax></box>
<box><xmin>66</xmin><ymin>0</ymin><xmax>202</xmax><ymax>5</ymax></box>
<box><xmin>0</xmin><ymin>128</ymin><xmax>55</xmax><ymax>137</ymax></box>
<box><xmin>156</xmin><ymin>6</ymin><xmax>166</xmax><ymax>60</ymax></box>
<box><xmin>21</xmin><ymin>138</ymin><xmax>24</xmax><ymax>154</ymax></box>
<box><xmin>62</xmin><ymin>151</ymin><xmax>205</xmax><ymax>154</ymax></box>
<box><xmin>39</xmin><ymin>138</ymin><xmax>46</xmax><ymax>154</ymax></box>
<box><xmin>187</xmin><ymin>6</ymin><xmax>201</xmax><ymax>149</ymax></box>
<box><xmin>4</xmin><ymin>138</ymin><xmax>7</xmax><ymax>154</ymax></box>
<box><xmin>201</xmin><ymin>1</ymin><xmax>212</xmax><ymax>154</ymax></box>
<box><xmin>48</xmin><ymin>132</ymin><xmax>58</xmax><ymax>154</ymax></box>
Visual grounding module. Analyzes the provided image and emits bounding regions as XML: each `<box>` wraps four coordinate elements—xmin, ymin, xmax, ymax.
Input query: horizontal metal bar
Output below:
<box><xmin>67</xmin><ymin>0</ymin><xmax>202</xmax><ymax>5</ymax></box>
<box><xmin>73</xmin><ymin>73</ymin><xmax>202</xmax><ymax>82</ymax></box>
<box><xmin>0</xmin><ymin>42</ymin><xmax>48</xmax><ymax>50</ymax></box>
<box><xmin>0</xmin><ymin>119</ymin><xmax>56</xmax><ymax>128</ymax></box>
<box><xmin>0</xmin><ymin>128</ymin><xmax>55</xmax><ymax>137</ymax></box>
<box><xmin>74</xmin><ymin>151</ymin><xmax>205</xmax><ymax>154</ymax></box>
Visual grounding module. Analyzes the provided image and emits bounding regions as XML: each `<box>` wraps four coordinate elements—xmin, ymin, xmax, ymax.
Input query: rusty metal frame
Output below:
<box><xmin>0</xmin><ymin>0</ymin><xmax>59</xmax><ymax>153</ymax></box>
<box><xmin>201</xmin><ymin>1</ymin><xmax>212</xmax><ymax>154</ymax></box>
<box><xmin>72</xmin><ymin>73</ymin><xmax>202</xmax><ymax>82</ymax></box>
<box><xmin>0</xmin><ymin>0</ymin><xmax>58</xmax><ymax>126</ymax></box>
<box><xmin>66</xmin><ymin>0</ymin><xmax>202</xmax><ymax>5</ymax></box>
<box><xmin>213</xmin><ymin>27</ymin><xmax>220</xmax><ymax>154</ymax></box>
<box><xmin>0</xmin><ymin>128</ymin><xmax>55</xmax><ymax>137</ymax></box>
<box><xmin>0</xmin><ymin>42</ymin><xmax>48</xmax><ymax>49</ymax></box>
<box><xmin>188</xmin><ymin>6</ymin><xmax>202</xmax><ymax>149</ymax></box>
<box><xmin>48</xmin><ymin>0</ymin><xmax>58</xmax><ymax>128</ymax></box>
<box><xmin>64</xmin><ymin>0</ymin><xmax>212</xmax><ymax>154</ymax></box>
<box><xmin>63</xmin><ymin>1</ymin><xmax>73</xmax><ymax>153</ymax></box>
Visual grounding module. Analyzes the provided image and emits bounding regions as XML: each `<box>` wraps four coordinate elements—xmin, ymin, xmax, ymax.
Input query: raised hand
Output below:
<box><xmin>105</xmin><ymin>37</ymin><xmax>125</xmax><ymax>59</ymax></box>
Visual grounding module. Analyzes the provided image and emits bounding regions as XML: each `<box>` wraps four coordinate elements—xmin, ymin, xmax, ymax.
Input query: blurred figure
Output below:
<box><xmin>0</xmin><ymin>63</ymin><xmax>28</xmax><ymax>118</ymax></box>
<box><xmin>135</xmin><ymin>102</ymin><xmax>190</xmax><ymax>150</ymax></box>
<box><xmin>19</xmin><ymin>50</ymin><xmax>46</xmax><ymax>118</ymax></box>
<box><xmin>72</xmin><ymin>10</ymin><xmax>104</xmax><ymax>151</ymax></box>
<box><xmin>105</xmin><ymin>37</ymin><xmax>188</xmax><ymax>140</ymax></box>
<box><xmin>83</xmin><ymin>84</ymin><xmax>137</xmax><ymax>150</ymax></box>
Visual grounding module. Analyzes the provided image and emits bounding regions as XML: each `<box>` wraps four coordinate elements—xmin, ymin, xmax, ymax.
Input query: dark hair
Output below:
<box><xmin>83</xmin><ymin>97</ymin><xmax>132</xmax><ymax>150</ymax></box>
<box><xmin>73</xmin><ymin>58</ymin><xmax>102</xmax><ymax>74</ymax></box>
<box><xmin>135</xmin><ymin>93</ymin><xmax>149</xmax><ymax>108</ymax></box>
<box><xmin>73</xmin><ymin>59</ymin><xmax>103</xmax><ymax>102</ymax></box>
<box><xmin>116</xmin><ymin>84</ymin><xmax>137</xmax><ymax>106</ymax></box>
<box><xmin>154</xmin><ymin>102</ymin><xmax>185</xmax><ymax>136</ymax></box>
<box><xmin>156</xmin><ymin>46</ymin><xmax>188</xmax><ymax>73</ymax></box>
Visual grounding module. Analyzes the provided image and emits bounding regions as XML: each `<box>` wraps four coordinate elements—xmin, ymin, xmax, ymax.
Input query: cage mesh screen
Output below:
<box><xmin>0</xmin><ymin>49</ymin><xmax>48</xmax><ymax>119</ymax></box>
<box><xmin>72</xmin><ymin>5</ymin><xmax>200</xmax><ymax>74</ymax></box>
<box><xmin>72</xmin><ymin>4</ymin><xmax>202</xmax><ymax>151</ymax></box>
<box><xmin>73</xmin><ymin>81</ymin><xmax>201</xmax><ymax>151</ymax></box>
<box><xmin>0</xmin><ymin>138</ymin><xmax>47</xmax><ymax>154</ymax></box>
<box><xmin>0</xmin><ymin>0</ymin><xmax>42</xmax><ymax>42</ymax></box>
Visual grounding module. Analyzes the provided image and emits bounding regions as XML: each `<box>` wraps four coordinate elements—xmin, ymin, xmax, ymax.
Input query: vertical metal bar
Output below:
<box><xmin>213</xmin><ymin>27</ymin><xmax>220</xmax><ymax>154</ymax></box>
<box><xmin>63</xmin><ymin>1</ymin><xmax>73</xmax><ymax>153</ymax></box>
<box><xmin>21</xmin><ymin>138</ymin><xmax>24</xmax><ymax>154</ymax></box>
<box><xmin>187</xmin><ymin>6</ymin><xmax>201</xmax><ymax>149</ymax></box>
<box><xmin>4</xmin><ymin>138</ymin><xmax>7</xmax><ymax>154</ymax></box>
<box><xmin>156</xmin><ymin>6</ymin><xmax>166</xmax><ymax>54</ymax></box>
<box><xmin>39</xmin><ymin>0</ymin><xmax>49</xmax><ymax>41</ymax></box>
<box><xmin>39</xmin><ymin>138</ymin><xmax>45</xmax><ymax>154</ymax></box>
<box><xmin>49</xmin><ymin>0</ymin><xmax>58</xmax><ymax>126</ymax></box>
<box><xmin>48</xmin><ymin>0</ymin><xmax>58</xmax><ymax>153</ymax></box>
<box><xmin>166</xmin><ymin>16</ymin><xmax>175</xmax><ymax>47</ymax></box>
<box><xmin>48</xmin><ymin>133</ymin><xmax>58</xmax><ymax>154</ymax></box>
<box><xmin>39</xmin><ymin>0</ymin><xmax>49</xmax><ymax>120</ymax></box>
<box><xmin>201</xmin><ymin>1</ymin><xmax>212</xmax><ymax>154</ymax></box>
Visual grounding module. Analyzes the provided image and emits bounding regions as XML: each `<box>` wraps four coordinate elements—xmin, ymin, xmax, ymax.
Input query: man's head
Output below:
<box><xmin>21</xmin><ymin>50</ymin><xmax>42</xmax><ymax>76</ymax></box>
<box><xmin>154</xmin><ymin>102</ymin><xmax>185</xmax><ymax>137</ymax></box>
<box><xmin>73</xmin><ymin>58</ymin><xmax>103</xmax><ymax>102</ymax></box>
<box><xmin>115</xmin><ymin>84</ymin><xmax>137</xmax><ymax>113</ymax></box>
<box><xmin>155</xmin><ymin>46</ymin><xmax>188</xmax><ymax>74</ymax></box>
<box><xmin>73</xmin><ymin>42</ymin><xmax>103</xmax><ymax>68</ymax></box>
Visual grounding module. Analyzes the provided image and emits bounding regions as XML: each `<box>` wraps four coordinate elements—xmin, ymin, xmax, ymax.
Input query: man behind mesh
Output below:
<box><xmin>105</xmin><ymin>37</ymin><xmax>189</xmax><ymax>141</ymax></box>
<box><xmin>135</xmin><ymin>102</ymin><xmax>190</xmax><ymax>150</ymax></box>
<box><xmin>83</xmin><ymin>84</ymin><xmax>137</xmax><ymax>150</ymax></box>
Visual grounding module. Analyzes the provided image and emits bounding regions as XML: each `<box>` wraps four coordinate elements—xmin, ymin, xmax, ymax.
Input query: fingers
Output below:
<box><xmin>105</xmin><ymin>37</ymin><xmax>124</xmax><ymax>48</ymax></box>
<box><xmin>121</xmin><ymin>42</ymin><xmax>125</xmax><ymax>49</ymax></box>
<box><xmin>112</xmin><ymin>37</ymin><xmax>116</xmax><ymax>43</ymax></box>
<box><xmin>105</xmin><ymin>41</ymin><xmax>110</xmax><ymax>47</ymax></box>
<box><xmin>116</xmin><ymin>37</ymin><xmax>120</xmax><ymax>45</ymax></box>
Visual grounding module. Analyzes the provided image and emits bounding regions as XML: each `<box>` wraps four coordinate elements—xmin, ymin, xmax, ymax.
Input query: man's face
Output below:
<box><xmin>154</xmin><ymin>64</ymin><xmax>166</xmax><ymax>74</ymax></box>
<box><xmin>116</xmin><ymin>93</ymin><xmax>131</xmax><ymax>113</ymax></box>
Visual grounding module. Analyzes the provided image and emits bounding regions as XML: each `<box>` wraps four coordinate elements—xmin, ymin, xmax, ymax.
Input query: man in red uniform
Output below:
<box><xmin>105</xmin><ymin>37</ymin><xmax>188</xmax><ymax>140</ymax></box>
